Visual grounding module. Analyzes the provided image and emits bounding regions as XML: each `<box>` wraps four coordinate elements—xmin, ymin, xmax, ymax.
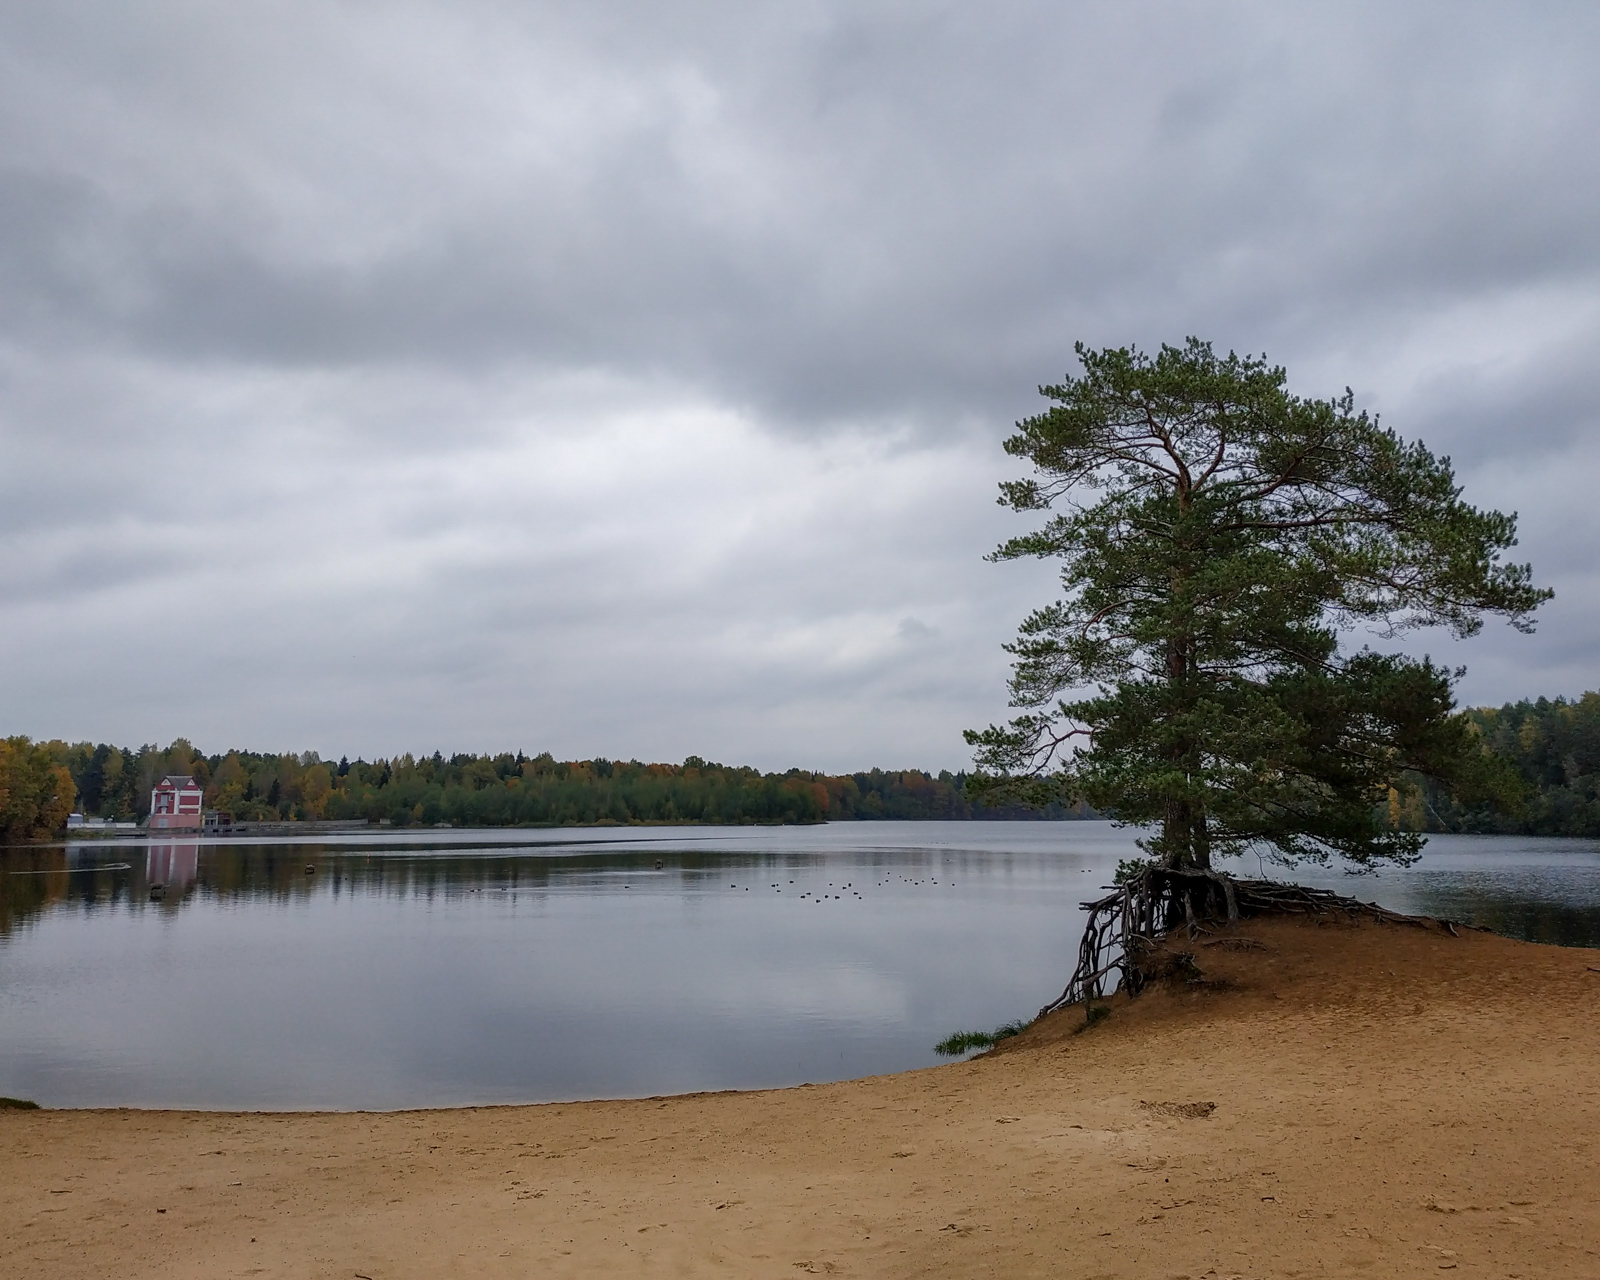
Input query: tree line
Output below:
<box><xmin>7</xmin><ymin>692</ymin><xmax>1600</xmax><ymax>842</ymax></box>
<box><xmin>7</xmin><ymin>740</ymin><xmax>1086</xmax><ymax>834</ymax></box>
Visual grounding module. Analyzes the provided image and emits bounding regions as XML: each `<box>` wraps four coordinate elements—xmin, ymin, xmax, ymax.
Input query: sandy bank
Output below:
<box><xmin>5</xmin><ymin>915</ymin><xmax>1599</xmax><ymax>1278</ymax></box>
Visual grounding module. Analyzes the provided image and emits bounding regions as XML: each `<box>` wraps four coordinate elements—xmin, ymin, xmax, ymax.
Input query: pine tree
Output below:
<box><xmin>967</xmin><ymin>339</ymin><xmax>1548</xmax><ymax>870</ymax></box>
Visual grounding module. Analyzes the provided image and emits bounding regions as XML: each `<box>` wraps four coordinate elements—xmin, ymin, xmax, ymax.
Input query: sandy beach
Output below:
<box><xmin>5</xmin><ymin>914</ymin><xmax>1597</xmax><ymax>1279</ymax></box>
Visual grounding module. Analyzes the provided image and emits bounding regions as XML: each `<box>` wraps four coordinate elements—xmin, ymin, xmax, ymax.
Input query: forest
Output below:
<box><xmin>1410</xmin><ymin>693</ymin><xmax>1600</xmax><ymax>837</ymax></box>
<box><xmin>29</xmin><ymin>741</ymin><xmax>1084</xmax><ymax>834</ymax></box>
<box><xmin>5</xmin><ymin>692</ymin><xmax>1600</xmax><ymax>840</ymax></box>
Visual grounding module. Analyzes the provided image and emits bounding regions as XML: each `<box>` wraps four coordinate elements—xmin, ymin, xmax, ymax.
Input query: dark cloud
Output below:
<box><xmin>1</xmin><ymin>1</ymin><xmax>1597</xmax><ymax>764</ymax></box>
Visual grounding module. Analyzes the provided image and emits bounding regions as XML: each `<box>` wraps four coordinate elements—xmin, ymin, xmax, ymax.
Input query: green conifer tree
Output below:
<box><xmin>967</xmin><ymin>340</ymin><xmax>1549</xmax><ymax>870</ymax></box>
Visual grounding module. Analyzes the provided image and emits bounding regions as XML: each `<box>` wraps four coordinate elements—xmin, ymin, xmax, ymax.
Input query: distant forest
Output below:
<box><xmin>47</xmin><ymin>743</ymin><xmax>1087</xmax><ymax>830</ymax></box>
<box><xmin>1410</xmin><ymin>693</ymin><xmax>1600</xmax><ymax>837</ymax></box>
<box><xmin>7</xmin><ymin>690</ymin><xmax>1600</xmax><ymax>840</ymax></box>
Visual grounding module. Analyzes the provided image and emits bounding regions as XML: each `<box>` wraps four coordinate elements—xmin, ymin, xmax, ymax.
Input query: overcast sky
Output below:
<box><xmin>2</xmin><ymin>1</ymin><xmax>1597</xmax><ymax>771</ymax></box>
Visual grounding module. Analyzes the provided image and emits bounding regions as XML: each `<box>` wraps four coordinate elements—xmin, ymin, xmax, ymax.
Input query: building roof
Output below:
<box><xmin>155</xmin><ymin>774</ymin><xmax>201</xmax><ymax>789</ymax></box>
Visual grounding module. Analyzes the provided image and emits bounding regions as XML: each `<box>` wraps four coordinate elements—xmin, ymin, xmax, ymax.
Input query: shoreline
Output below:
<box><xmin>6</xmin><ymin>916</ymin><xmax>1599</xmax><ymax>1278</ymax></box>
<box><xmin>31</xmin><ymin>812</ymin><xmax>1098</xmax><ymax>847</ymax></box>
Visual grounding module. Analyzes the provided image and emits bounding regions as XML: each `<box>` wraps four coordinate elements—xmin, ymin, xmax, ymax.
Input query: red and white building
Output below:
<box><xmin>149</xmin><ymin>775</ymin><xmax>204</xmax><ymax>830</ymax></box>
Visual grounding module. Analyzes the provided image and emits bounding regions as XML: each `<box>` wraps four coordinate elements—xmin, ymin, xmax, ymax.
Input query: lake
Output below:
<box><xmin>2</xmin><ymin>822</ymin><xmax>1597</xmax><ymax>1110</ymax></box>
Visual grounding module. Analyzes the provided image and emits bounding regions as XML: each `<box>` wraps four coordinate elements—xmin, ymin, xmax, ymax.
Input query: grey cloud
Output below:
<box><xmin>5</xmin><ymin>4</ymin><xmax>1596</xmax><ymax>420</ymax></box>
<box><xmin>2</xmin><ymin>1</ymin><xmax>1599</xmax><ymax>764</ymax></box>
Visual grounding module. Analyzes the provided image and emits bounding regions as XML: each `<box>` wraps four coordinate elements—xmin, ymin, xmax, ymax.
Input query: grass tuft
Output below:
<box><xmin>1071</xmin><ymin>1003</ymin><xmax>1112</xmax><ymax>1035</ymax></box>
<box><xmin>934</xmin><ymin>1019</ymin><xmax>1029</xmax><ymax>1057</ymax></box>
<box><xmin>0</xmin><ymin>1096</ymin><xmax>41</xmax><ymax>1110</ymax></box>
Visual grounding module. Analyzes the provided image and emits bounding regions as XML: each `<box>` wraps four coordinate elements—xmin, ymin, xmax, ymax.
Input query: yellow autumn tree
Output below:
<box><xmin>0</xmin><ymin>736</ymin><xmax>77</xmax><ymax>842</ymax></box>
<box><xmin>300</xmin><ymin>763</ymin><xmax>333</xmax><ymax>819</ymax></box>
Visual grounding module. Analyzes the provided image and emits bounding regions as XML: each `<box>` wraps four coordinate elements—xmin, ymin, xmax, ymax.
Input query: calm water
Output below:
<box><xmin>2</xmin><ymin>822</ymin><xmax>1597</xmax><ymax>1110</ymax></box>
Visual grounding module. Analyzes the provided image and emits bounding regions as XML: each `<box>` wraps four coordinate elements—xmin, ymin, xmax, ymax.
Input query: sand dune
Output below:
<box><xmin>5</xmin><ymin>915</ymin><xmax>1598</xmax><ymax>1278</ymax></box>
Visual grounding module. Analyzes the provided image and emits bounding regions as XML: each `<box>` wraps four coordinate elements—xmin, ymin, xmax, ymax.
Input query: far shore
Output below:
<box><xmin>49</xmin><ymin>813</ymin><xmax>1102</xmax><ymax>842</ymax></box>
<box><xmin>5</xmin><ymin>915</ymin><xmax>1597</xmax><ymax>1278</ymax></box>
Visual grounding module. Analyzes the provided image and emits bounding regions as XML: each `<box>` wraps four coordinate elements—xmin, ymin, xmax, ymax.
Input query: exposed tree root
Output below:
<box><xmin>1038</xmin><ymin>866</ymin><xmax>1466</xmax><ymax>1019</ymax></box>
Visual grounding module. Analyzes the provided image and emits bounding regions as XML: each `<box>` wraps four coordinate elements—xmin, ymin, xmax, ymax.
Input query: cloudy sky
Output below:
<box><xmin>2</xmin><ymin>1</ymin><xmax>1597</xmax><ymax>770</ymax></box>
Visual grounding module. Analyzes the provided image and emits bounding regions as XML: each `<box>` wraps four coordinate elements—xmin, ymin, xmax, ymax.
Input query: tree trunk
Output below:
<box><xmin>1188</xmin><ymin>813</ymin><xmax>1211</xmax><ymax>871</ymax></box>
<box><xmin>1161</xmin><ymin>799</ymin><xmax>1188</xmax><ymax>869</ymax></box>
<box><xmin>1161</xmin><ymin>619</ymin><xmax>1205</xmax><ymax>869</ymax></box>
<box><xmin>1162</xmin><ymin>492</ymin><xmax>1204</xmax><ymax>870</ymax></box>
<box><xmin>1159</xmin><ymin>802</ymin><xmax>1210</xmax><ymax>871</ymax></box>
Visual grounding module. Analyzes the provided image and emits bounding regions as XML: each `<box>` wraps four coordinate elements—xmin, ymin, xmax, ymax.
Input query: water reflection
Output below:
<box><xmin>1</xmin><ymin>825</ymin><xmax>1110</xmax><ymax>1108</ymax></box>
<box><xmin>1289</xmin><ymin>834</ymin><xmax>1600</xmax><ymax>949</ymax></box>
<box><xmin>1420</xmin><ymin>888</ymin><xmax>1600</xmax><ymax>949</ymax></box>
<box><xmin>146</xmin><ymin>841</ymin><xmax>199</xmax><ymax>898</ymax></box>
<box><xmin>1</xmin><ymin>824</ymin><xmax>1596</xmax><ymax>1110</ymax></box>
<box><xmin>0</xmin><ymin>845</ymin><xmax>138</xmax><ymax>934</ymax></box>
